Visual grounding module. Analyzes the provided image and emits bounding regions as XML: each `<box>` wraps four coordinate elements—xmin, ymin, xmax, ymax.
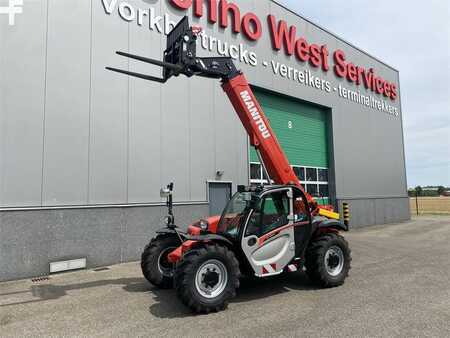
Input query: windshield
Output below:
<box><xmin>217</xmin><ymin>192</ymin><xmax>253</xmax><ymax>239</ymax></box>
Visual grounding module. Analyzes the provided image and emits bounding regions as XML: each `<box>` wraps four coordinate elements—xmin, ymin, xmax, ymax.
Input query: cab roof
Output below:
<box><xmin>237</xmin><ymin>184</ymin><xmax>300</xmax><ymax>194</ymax></box>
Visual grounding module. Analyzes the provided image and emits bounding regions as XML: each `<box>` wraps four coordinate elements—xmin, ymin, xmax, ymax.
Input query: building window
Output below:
<box><xmin>250</xmin><ymin>162</ymin><xmax>330</xmax><ymax>199</ymax></box>
<box><xmin>318</xmin><ymin>169</ymin><xmax>328</xmax><ymax>182</ymax></box>
<box><xmin>250</xmin><ymin>163</ymin><xmax>262</xmax><ymax>181</ymax></box>
<box><xmin>306</xmin><ymin>184</ymin><xmax>318</xmax><ymax>197</ymax></box>
<box><xmin>306</xmin><ymin>167</ymin><xmax>317</xmax><ymax>182</ymax></box>
<box><xmin>249</xmin><ymin>162</ymin><xmax>271</xmax><ymax>184</ymax></box>
<box><xmin>293</xmin><ymin>166</ymin><xmax>305</xmax><ymax>181</ymax></box>
<box><xmin>319</xmin><ymin>184</ymin><xmax>329</xmax><ymax>198</ymax></box>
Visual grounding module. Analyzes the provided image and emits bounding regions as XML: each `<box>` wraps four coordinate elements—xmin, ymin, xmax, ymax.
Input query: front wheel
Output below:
<box><xmin>141</xmin><ymin>234</ymin><xmax>181</xmax><ymax>289</ymax></box>
<box><xmin>305</xmin><ymin>233</ymin><xmax>351</xmax><ymax>287</ymax></box>
<box><xmin>174</xmin><ymin>244</ymin><xmax>240</xmax><ymax>313</ymax></box>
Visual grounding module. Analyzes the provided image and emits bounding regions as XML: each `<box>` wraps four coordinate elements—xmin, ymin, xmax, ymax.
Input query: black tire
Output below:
<box><xmin>174</xmin><ymin>244</ymin><xmax>240</xmax><ymax>313</ymax></box>
<box><xmin>305</xmin><ymin>233</ymin><xmax>351</xmax><ymax>288</ymax></box>
<box><xmin>141</xmin><ymin>234</ymin><xmax>181</xmax><ymax>289</ymax></box>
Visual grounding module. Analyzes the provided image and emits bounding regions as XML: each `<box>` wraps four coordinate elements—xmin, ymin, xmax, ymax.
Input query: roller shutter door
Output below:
<box><xmin>249</xmin><ymin>89</ymin><xmax>330</xmax><ymax>202</ymax></box>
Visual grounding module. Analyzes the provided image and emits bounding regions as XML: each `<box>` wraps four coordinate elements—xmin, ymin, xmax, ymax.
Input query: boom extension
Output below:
<box><xmin>106</xmin><ymin>16</ymin><xmax>339</xmax><ymax>217</ymax></box>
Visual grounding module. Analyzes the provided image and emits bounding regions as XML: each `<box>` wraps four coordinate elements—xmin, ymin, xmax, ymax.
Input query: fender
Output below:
<box><xmin>167</xmin><ymin>234</ymin><xmax>234</xmax><ymax>264</ymax></box>
<box><xmin>155</xmin><ymin>227</ymin><xmax>188</xmax><ymax>239</ymax></box>
<box><xmin>320</xmin><ymin>219</ymin><xmax>348</xmax><ymax>231</ymax></box>
<box><xmin>312</xmin><ymin>218</ymin><xmax>348</xmax><ymax>234</ymax></box>
<box><xmin>185</xmin><ymin>234</ymin><xmax>234</xmax><ymax>247</ymax></box>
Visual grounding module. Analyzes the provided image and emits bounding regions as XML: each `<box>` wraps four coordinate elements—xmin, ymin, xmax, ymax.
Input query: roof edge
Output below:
<box><xmin>270</xmin><ymin>0</ymin><xmax>399</xmax><ymax>73</ymax></box>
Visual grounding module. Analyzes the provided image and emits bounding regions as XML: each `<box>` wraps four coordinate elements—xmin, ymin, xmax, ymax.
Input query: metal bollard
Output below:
<box><xmin>343</xmin><ymin>203</ymin><xmax>350</xmax><ymax>227</ymax></box>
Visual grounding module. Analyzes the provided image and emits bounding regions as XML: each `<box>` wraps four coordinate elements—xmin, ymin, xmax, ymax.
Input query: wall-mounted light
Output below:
<box><xmin>216</xmin><ymin>170</ymin><xmax>224</xmax><ymax>177</ymax></box>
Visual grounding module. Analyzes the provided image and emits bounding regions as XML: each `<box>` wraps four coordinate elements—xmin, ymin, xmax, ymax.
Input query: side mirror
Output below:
<box><xmin>160</xmin><ymin>187</ymin><xmax>172</xmax><ymax>198</ymax></box>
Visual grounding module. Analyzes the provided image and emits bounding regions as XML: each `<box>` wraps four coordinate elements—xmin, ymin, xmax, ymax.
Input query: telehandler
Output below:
<box><xmin>107</xmin><ymin>17</ymin><xmax>351</xmax><ymax>313</ymax></box>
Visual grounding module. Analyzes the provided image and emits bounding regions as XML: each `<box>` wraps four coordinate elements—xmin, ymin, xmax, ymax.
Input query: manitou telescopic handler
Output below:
<box><xmin>107</xmin><ymin>17</ymin><xmax>351</xmax><ymax>313</ymax></box>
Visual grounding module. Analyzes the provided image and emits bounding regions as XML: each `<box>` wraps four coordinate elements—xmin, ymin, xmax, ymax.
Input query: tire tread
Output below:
<box><xmin>174</xmin><ymin>244</ymin><xmax>240</xmax><ymax>313</ymax></box>
<box><xmin>305</xmin><ymin>233</ymin><xmax>351</xmax><ymax>288</ymax></box>
<box><xmin>141</xmin><ymin>234</ymin><xmax>180</xmax><ymax>289</ymax></box>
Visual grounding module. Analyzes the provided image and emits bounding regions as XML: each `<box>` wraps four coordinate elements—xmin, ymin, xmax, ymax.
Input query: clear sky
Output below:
<box><xmin>277</xmin><ymin>0</ymin><xmax>450</xmax><ymax>188</ymax></box>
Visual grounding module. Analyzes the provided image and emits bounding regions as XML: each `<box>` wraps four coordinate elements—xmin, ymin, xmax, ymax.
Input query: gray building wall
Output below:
<box><xmin>0</xmin><ymin>0</ymin><xmax>409</xmax><ymax>280</ymax></box>
<box><xmin>0</xmin><ymin>204</ymin><xmax>208</xmax><ymax>281</ymax></box>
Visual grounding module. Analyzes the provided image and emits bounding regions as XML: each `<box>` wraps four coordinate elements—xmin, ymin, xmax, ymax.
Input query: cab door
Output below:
<box><xmin>241</xmin><ymin>188</ymin><xmax>296</xmax><ymax>277</ymax></box>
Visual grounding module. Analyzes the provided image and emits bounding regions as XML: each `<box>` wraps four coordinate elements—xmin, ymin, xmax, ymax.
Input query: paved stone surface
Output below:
<box><xmin>1</xmin><ymin>216</ymin><xmax>449</xmax><ymax>337</ymax></box>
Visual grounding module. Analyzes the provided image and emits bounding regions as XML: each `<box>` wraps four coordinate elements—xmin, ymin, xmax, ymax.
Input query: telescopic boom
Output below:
<box><xmin>107</xmin><ymin>16</ymin><xmax>339</xmax><ymax>218</ymax></box>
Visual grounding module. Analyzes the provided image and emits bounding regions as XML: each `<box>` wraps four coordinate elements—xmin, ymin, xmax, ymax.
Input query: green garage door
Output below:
<box><xmin>249</xmin><ymin>89</ymin><xmax>330</xmax><ymax>203</ymax></box>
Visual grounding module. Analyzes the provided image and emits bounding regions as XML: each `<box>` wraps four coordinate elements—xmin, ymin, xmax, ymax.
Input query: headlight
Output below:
<box><xmin>199</xmin><ymin>219</ymin><xmax>208</xmax><ymax>231</ymax></box>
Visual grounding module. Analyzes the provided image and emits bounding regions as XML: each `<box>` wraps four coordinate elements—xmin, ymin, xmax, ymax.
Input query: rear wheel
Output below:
<box><xmin>305</xmin><ymin>233</ymin><xmax>351</xmax><ymax>287</ymax></box>
<box><xmin>141</xmin><ymin>234</ymin><xmax>181</xmax><ymax>289</ymax></box>
<box><xmin>174</xmin><ymin>244</ymin><xmax>240</xmax><ymax>313</ymax></box>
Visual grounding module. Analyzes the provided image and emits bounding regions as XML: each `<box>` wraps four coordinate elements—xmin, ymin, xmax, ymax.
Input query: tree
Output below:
<box><xmin>415</xmin><ymin>186</ymin><xmax>423</xmax><ymax>196</ymax></box>
<box><xmin>437</xmin><ymin>186</ymin><xmax>446</xmax><ymax>195</ymax></box>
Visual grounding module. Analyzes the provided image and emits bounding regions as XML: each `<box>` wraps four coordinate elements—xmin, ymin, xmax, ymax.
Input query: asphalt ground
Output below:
<box><xmin>1</xmin><ymin>216</ymin><xmax>449</xmax><ymax>337</ymax></box>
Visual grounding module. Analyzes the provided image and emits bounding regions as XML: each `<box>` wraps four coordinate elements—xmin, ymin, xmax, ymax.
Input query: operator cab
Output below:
<box><xmin>217</xmin><ymin>185</ymin><xmax>311</xmax><ymax>238</ymax></box>
<box><xmin>216</xmin><ymin>185</ymin><xmax>313</xmax><ymax>276</ymax></box>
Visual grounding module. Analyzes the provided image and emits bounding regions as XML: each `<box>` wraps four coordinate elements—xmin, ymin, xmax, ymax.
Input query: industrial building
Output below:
<box><xmin>0</xmin><ymin>0</ymin><xmax>409</xmax><ymax>281</ymax></box>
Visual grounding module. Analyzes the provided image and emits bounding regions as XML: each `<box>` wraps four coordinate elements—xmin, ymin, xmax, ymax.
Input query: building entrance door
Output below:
<box><xmin>208</xmin><ymin>182</ymin><xmax>232</xmax><ymax>216</ymax></box>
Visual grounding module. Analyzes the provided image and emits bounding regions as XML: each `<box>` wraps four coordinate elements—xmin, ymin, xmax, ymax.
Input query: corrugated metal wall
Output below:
<box><xmin>0</xmin><ymin>0</ymin><xmax>248</xmax><ymax>208</ymax></box>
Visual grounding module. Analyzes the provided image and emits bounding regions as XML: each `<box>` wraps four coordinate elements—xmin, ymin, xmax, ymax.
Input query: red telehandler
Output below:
<box><xmin>107</xmin><ymin>17</ymin><xmax>351</xmax><ymax>313</ymax></box>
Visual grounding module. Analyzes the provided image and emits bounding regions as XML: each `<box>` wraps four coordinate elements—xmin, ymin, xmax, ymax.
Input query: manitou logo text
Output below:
<box><xmin>240</xmin><ymin>91</ymin><xmax>271</xmax><ymax>139</ymax></box>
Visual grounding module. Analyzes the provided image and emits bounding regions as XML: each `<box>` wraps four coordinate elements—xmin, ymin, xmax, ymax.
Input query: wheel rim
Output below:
<box><xmin>195</xmin><ymin>259</ymin><xmax>228</xmax><ymax>299</ymax></box>
<box><xmin>158</xmin><ymin>247</ymin><xmax>176</xmax><ymax>277</ymax></box>
<box><xmin>325</xmin><ymin>245</ymin><xmax>344</xmax><ymax>277</ymax></box>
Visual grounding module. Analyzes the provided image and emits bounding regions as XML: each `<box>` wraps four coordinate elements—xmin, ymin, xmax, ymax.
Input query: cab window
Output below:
<box><xmin>245</xmin><ymin>190</ymin><xmax>290</xmax><ymax>237</ymax></box>
<box><xmin>293</xmin><ymin>195</ymin><xmax>308</xmax><ymax>222</ymax></box>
